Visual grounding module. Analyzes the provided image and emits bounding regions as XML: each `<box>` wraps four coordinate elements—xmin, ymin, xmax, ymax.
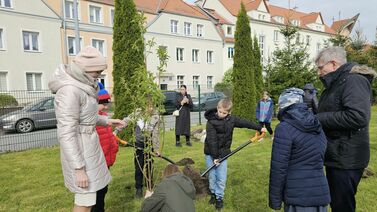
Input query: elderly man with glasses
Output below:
<box><xmin>315</xmin><ymin>47</ymin><xmax>376</xmax><ymax>212</ymax></box>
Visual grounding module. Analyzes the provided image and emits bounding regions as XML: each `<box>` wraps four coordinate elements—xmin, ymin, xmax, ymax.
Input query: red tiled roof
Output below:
<box><xmin>330</xmin><ymin>14</ymin><xmax>359</xmax><ymax>34</ymax></box>
<box><xmin>159</xmin><ymin>0</ymin><xmax>208</xmax><ymax>19</ymax></box>
<box><xmin>204</xmin><ymin>8</ymin><xmax>232</xmax><ymax>25</ymax></box>
<box><xmin>219</xmin><ymin>0</ymin><xmax>267</xmax><ymax>16</ymax></box>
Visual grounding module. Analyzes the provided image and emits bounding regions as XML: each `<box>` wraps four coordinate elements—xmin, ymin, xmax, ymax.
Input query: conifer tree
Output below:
<box><xmin>232</xmin><ymin>3</ymin><xmax>256</xmax><ymax>121</ymax></box>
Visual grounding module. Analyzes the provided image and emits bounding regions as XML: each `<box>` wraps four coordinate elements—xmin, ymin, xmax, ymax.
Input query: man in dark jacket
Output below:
<box><xmin>204</xmin><ymin>99</ymin><xmax>266</xmax><ymax>210</ymax></box>
<box><xmin>315</xmin><ymin>47</ymin><xmax>377</xmax><ymax>212</ymax></box>
<box><xmin>269</xmin><ymin>88</ymin><xmax>330</xmax><ymax>211</ymax></box>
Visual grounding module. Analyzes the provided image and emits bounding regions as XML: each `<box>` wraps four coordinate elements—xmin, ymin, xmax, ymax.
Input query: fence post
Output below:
<box><xmin>198</xmin><ymin>85</ymin><xmax>201</xmax><ymax>125</ymax></box>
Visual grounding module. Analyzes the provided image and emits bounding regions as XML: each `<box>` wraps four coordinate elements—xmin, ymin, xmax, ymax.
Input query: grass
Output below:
<box><xmin>1</xmin><ymin>107</ymin><xmax>377</xmax><ymax>211</ymax></box>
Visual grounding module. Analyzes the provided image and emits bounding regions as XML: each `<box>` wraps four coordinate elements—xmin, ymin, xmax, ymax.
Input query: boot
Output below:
<box><xmin>186</xmin><ymin>141</ymin><xmax>192</xmax><ymax>146</ymax></box>
<box><xmin>135</xmin><ymin>188</ymin><xmax>143</xmax><ymax>199</ymax></box>
<box><xmin>215</xmin><ymin>198</ymin><xmax>223</xmax><ymax>210</ymax></box>
<box><xmin>176</xmin><ymin>141</ymin><xmax>182</xmax><ymax>147</ymax></box>
<box><xmin>208</xmin><ymin>193</ymin><xmax>216</xmax><ymax>205</ymax></box>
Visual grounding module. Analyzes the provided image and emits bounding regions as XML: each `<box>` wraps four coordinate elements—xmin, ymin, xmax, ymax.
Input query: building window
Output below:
<box><xmin>170</xmin><ymin>20</ymin><xmax>178</xmax><ymax>34</ymax></box>
<box><xmin>192</xmin><ymin>49</ymin><xmax>199</xmax><ymax>63</ymax></box>
<box><xmin>177</xmin><ymin>75</ymin><xmax>184</xmax><ymax>88</ymax></box>
<box><xmin>23</xmin><ymin>31</ymin><xmax>39</xmax><ymax>52</ymax></box>
<box><xmin>197</xmin><ymin>24</ymin><xmax>203</xmax><ymax>37</ymax></box>
<box><xmin>227</xmin><ymin>26</ymin><xmax>232</xmax><ymax>35</ymax></box>
<box><xmin>296</xmin><ymin>33</ymin><xmax>301</xmax><ymax>44</ymax></box>
<box><xmin>92</xmin><ymin>39</ymin><xmax>105</xmax><ymax>56</ymax></box>
<box><xmin>98</xmin><ymin>75</ymin><xmax>106</xmax><ymax>87</ymax></box>
<box><xmin>193</xmin><ymin>76</ymin><xmax>199</xmax><ymax>89</ymax></box>
<box><xmin>110</xmin><ymin>9</ymin><xmax>114</xmax><ymax>26</ymax></box>
<box><xmin>207</xmin><ymin>76</ymin><xmax>213</xmax><ymax>89</ymax></box>
<box><xmin>64</xmin><ymin>0</ymin><xmax>75</xmax><ymax>19</ymax></box>
<box><xmin>89</xmin><ymin>5</ymin><xmax>102</xmax><ymax>24</ymax></box>
<box><xmin>176</xmin><ymin>48</ymin><xmax>184</xmax><ymax>61</ymax></box>
<box><xmin>259</xmin><ymin>35</ymin><xmax>265</xmax><ymax>63</ymax></box>
<box><xmin>0</xmin><ymin>72</ymin><xmax>7</xmax><ymax>91</ymax></box>
<box><xmin>306</xmin><ymin>35</ymin><xmax>311</xmax><ymax>45</ymax></box>
<box><xmin>207</xmin><ymin>51</ymin><xmax>213</xmax><ymax>63</ymax></box>
<box><xmin>273</xmin><ymin>30</ymin><xmax>279</xmax><ymax>42</ymax></box>
<box><xmin>316</xmin><ymin>42</ymin><xmax>321</xmax><ymax>53</ymax></box>
<box><xmin>0</xmin><ymin>0</ymin><xmax>12</xmax><ymax>8</ymax></box>
<box><xmin>26</xmin><ymin>73</ymin><xmax>42</xmax><ymax>91</ymax></box>
<box><xmin>275</xmin><ymin>16</ymin><xmax>284</xmax><ymax>24</ymax></box>
<box><xmin>67</xmin><ymin>36</ymin><xmax>82</xmax><ymax>55</ymax></box>
<box><xmin>227</xmin><ymin>47</ymin><xmax>234</xmax><ymax>59</ymax></box>
<box><xmin>0</xmin><ymin>28</ymin><xmax>4</xmax><ymax>50</ymax></box>
<box><xmin>258</xmin><ymin>14</ymin><xmax>265</xmax><ymax>20</ymax></box>
<box><xmin>291</xmin><ymin>19</ymin><xmax>300</xmax><ymax>26</ymax></box>
<box><xmin>184</xmin><ymin>22</ymin><xmax>191</xmax><ymax>36</ymax></box>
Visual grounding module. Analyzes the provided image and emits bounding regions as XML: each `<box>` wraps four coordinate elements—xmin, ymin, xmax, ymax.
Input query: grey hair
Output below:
<box><xmin>314</xmin><ymin>46</ymin><xmax>347</xmax><ymax>66</ymax></box>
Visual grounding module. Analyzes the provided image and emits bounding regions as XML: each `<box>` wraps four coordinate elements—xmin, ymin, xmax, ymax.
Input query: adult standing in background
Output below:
<box><xmin>302</xmin><ymin>83</ymin><xmax>319</xmax><ymax>114</ymax></box>
<box><xmin>175</xmin><ymin>85</ymin><xmax>193</xmax><ymax>147</ymax></box>
<box><xmin>49</xmin><ymin>46</ymin><xmax>125</xmax><ymax>212</ymax></box>
<box><xmin>315</xmin><ymin>46</ymin><xmax>376</xmax><ymax>212</ymax></box>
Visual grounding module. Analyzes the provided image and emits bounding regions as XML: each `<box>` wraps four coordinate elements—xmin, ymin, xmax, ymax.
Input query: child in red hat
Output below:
<box><xmin>92</xmin><ymin>82</ymin><xmax>119</xmax><ymax>212</ymax></box>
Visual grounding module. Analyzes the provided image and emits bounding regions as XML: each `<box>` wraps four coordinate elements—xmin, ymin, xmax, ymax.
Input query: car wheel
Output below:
<box><xmin>16</xmin><ymin>119</ymin><xmax>34</xmax><ymax>133</ymax></box>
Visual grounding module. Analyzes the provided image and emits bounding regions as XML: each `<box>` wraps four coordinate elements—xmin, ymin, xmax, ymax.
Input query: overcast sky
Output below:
<box><xmin>186</xmin><ymin>0</ymin><xmax>377</xmax><ymax>43</ymax></box>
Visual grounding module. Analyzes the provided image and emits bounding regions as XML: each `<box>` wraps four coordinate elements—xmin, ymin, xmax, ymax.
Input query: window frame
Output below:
<box><xmin>176</xmin><ymin>75</ymin><xmax>184</xmax><ymax>89</ymax></box>
<box><xmin>227</xmin><ymin>47</ymin><xmax>234</xmax><ymax>59</ymax></box>
<box><xmin>197</xmin><ymin>24</ymin><xmax>204</xmax><ymax>37</ymax></box>
<box><xmin>88</xmin><ymin>4</ymin><xmax>103</xmax><ymax>24</ymax></box>
<box><xmin>176</xmin><ymin>47</ymin><xmax>184</xmax><ymax>62</ymax></box>
<box><xmin>192</xmin><ymin>49</ymin><xmax>199</xmax><ymax>63</ymax></box>
<box><xmin>207</xmin><ymin>50</ymin><xmax>214</xmax><ymax>64</ymax></box>
<box><xmin>207</xmin><ymin>76</ymin><xmax>213</xmax><ymax>89</ymax></box>
<box><xmin>91</xmin><ymin>38</ymin><xmax>106</xmax><ymax>57</ymax></box>
<box><xmin>25</xmin><ymin>72</ymin><xmax>43</xmax><ymax>92</ymax></box>
<box><xmin>22</xmin><ymin>30</ymin><xmax>41</xmax><ymax>52</ymax></box>
<box><xmin>67</xmin><ymin>36</ymin><xmax>83</xmax><ymax>56</ymax></box>
<box><xmin>0</xmin><ymin>27</ymin><xmax>5</xmax><ymax>50</ymax></box>
<box><xmin>184</xmin><ymin>22</ymin><xmax>192</xmax><ymax>36</ymax></box>
<box><xmin>0</xmin><ymin>71</ymin><xmax>8</xmax><ymax>92</ymax></box>
<box><xmin>170</xmin><ymin>20</ymin><xmax>178</xmax><ymax>34</ymax></box>
<box><xmin>0</xmin><ymin>0</ymin><xmax>12</xmax><ymax>8</ymax></box>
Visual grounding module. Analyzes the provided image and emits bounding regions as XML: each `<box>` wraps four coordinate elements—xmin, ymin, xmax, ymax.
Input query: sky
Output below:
<box><xmin>186</xmin><ymin>0</ymin><xmax>377</xmax><ymax>44</ymax></box>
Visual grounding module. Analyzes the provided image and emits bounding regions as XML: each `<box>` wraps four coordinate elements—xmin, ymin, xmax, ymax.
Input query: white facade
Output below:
<box><xmin>0</xmin><ymin>0</ymin><xmax>62</xmax><ymax>98</ymax></box>
<box><xmin>145</xmin><ymin>12</ymin><xmax>224</xmax><ymax>94</ymax></box>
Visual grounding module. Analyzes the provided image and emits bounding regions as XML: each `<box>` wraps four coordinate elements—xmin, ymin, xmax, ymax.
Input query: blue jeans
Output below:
<box><xmin>205</xmin><ymin>154</ymin><xmax>227</xmax><ymax>199</ymax></box>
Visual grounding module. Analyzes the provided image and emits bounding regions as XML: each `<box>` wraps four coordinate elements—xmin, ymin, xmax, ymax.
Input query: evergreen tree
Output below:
<box><xmin>232</xmin><ymin>3</ymin><xmax>256</xmax><ymax>121</ymax></box>
<box><xmin>253</xmin><ymin>35</ymin><xmax>264</xmax><ymax>100</ymax></box>
<box><xmin>265</xmin><ymin>23</ymin><xmax>318</xmax><ymax>102</ymax></box>
<box><xmin>112</xmin><ymin>0</ymin><xmax>145</xmax><ymax>118</ymax></box>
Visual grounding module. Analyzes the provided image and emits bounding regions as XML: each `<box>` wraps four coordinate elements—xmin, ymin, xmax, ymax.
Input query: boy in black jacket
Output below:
<box><xmin>204</xmin><ymin>99</ymin><xmax>266</xmax><ymax>210</ymax></box>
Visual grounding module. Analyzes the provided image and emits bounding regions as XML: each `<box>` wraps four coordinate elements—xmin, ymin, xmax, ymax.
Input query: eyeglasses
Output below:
<box><xmin>317</xmin><ymin>61</ymin><xmax>334</xmax><ymax>71</ymax></box>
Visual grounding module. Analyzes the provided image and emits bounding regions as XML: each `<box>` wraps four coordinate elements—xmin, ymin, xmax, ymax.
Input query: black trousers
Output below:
<box><xmin>135</xmin><ymin>149</ymin><xmax>153</xmax><ymax>189</ymax></box>
<box><xmin>259</xmin><ymin>122</ymin><xmax>273</xmax><ymax>135</ymax></box>
<box><xmin>326</xmin><ymin>167</ymin><xmax>364</xmax><ymax>212</ymax></box>
<box><xmin>176</xmin><ymin>135</ymin><xmax>190</xmax><ymax>142</ymax></box>
<box><xmin>91</xmin><ymin>185</ymin><xmax>108</xmax><ymax>212</ymax></box>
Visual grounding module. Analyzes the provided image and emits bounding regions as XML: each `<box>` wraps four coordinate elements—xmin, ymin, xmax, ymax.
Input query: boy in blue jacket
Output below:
<box><xmin>269</xmin><ymin>88</ymin><xmax>330</xmax><ymax>212</ymax></box>
<box><xmin>204</xmin><ymin>99</ymin><xmax>266</xmax><ymax>210</ymax></box>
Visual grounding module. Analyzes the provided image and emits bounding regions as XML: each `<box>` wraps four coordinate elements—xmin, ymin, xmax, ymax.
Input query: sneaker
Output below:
<box><xmin>176</xmin><ymin>141</ymin><xmax>182</xmax><ymax>147</ymax></box>
<box><xmin>215</xmin><ymin>198</ymin><xmax>223</xmax><ymax>210</ymax></box>
<box><xmin>208</xmin><ymin>193</ymin><xmax>216</xmax><ymax>205</ymax></box>
<box><xmin>135</xmin><ymin>188</ymin><xmax>143</xmax><ymax>199</ymax></box>
<box><xmin>186</xmin><ymin>141</ymin><xmax>192</xmax><ymax>146</ymax></box>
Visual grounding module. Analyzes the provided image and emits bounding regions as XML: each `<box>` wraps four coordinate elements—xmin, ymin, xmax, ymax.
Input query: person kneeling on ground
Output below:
<box><xmin>141</xmin><ymin>164</ymin><xmax>196</xmax><ymax>212</ymax></box>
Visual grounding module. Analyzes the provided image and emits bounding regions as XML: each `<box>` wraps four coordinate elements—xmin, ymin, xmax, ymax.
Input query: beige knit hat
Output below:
<box><xmin>73</xmin><ymin>46</ymin><xmax>107</xmax><ymax>72</ymax></box>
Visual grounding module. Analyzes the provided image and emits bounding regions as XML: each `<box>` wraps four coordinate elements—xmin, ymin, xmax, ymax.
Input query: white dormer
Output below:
<box><xmin>247</xmin><ymin>0</ymin><xmax>271</xmax><ymax>22</ymax></box>
<box><xmin>291</xmin><ymin>19</ymin><xmax>300</xmax><ymax>27</ymax></box>
<box><xmin>273</xmin><ymin>16</ymin><xmax>284</xmax><ymax>24</ymax></box>
<box><xmin>224</xmin><ymin>25</ymin><xmax>233</xmax><ymax>37</ymax></box>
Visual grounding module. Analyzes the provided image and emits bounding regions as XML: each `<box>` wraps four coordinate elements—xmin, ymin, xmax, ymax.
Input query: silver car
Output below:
<box><xmin>0</xmin><ymin>97</ymin><xmax>56</xmax><ymax>133</ymax></box>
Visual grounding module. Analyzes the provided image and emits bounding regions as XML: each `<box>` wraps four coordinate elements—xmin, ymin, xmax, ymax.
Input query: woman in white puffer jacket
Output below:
<box><xmin>49</xmin><ymin>46</ymin><xmax>125</xmax><ymax>212</ymax></box>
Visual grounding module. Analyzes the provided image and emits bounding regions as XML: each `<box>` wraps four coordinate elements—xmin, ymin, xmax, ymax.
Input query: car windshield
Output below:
<box><xmin>23</xmin><ymin>98</ymin><xmax>49</xmax><ymax>110</ymax></box>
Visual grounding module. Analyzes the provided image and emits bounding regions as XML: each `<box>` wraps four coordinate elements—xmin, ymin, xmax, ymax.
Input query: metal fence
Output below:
<box><xmin>0</xmin><ymin>85</ymin><xmax>227</xmax><ymax>153</ymax></box>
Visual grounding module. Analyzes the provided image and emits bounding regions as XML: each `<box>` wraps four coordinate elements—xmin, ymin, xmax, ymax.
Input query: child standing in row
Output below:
<box><xmin>256</xmin><ymin>91</ymin><xmax>274</xmax><ymax>138</ymax></box>
<box><xmin>92</xmin><ymin>82</ymin><xmax>119</xmax><ymax>212</ymax></box>
<box><xmin>204</xmin><ymin>99</ymin><xmax>267</xmax><ymax>210</ymax></box>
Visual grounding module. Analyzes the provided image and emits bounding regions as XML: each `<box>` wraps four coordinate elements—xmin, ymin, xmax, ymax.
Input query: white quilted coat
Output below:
<box><xmin>48</xmin><ymin>64</ymin><xmax>111</xmax><ymax>193</ymax></box>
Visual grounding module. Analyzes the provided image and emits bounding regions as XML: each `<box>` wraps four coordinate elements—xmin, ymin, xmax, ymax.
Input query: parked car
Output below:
<box><xmin>192</xmin><ymin>92</ymin><xmax>226</xmax><ymax>111</ymax></box>
<box><xmin>162</xmin><ymin>91</ymin><xmax>178</xmax><ymax>114</ymax></box>
<box><xmin>0</xmin><ymin>97</ymin><xmax>56</xmax><ymax>133</ymax></box>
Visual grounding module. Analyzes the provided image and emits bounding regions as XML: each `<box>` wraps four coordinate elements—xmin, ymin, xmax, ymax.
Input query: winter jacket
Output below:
<box><xmin>269</xmin><ymin>103</ymin><xmax>330</xmax><ymax>210</ymax></box>
<box><xmin>204</xmin><ymin>108</ymin><xmax>262</xmax><ymax>159</ymax></box>
<box><xmin>49</xmin><ymin>64</ymin><xmax>111</xmax><ymax>193</ymax></box>
<box><xmin>135</xmin><ymin>113</ymin><xmax>160</xmax><ymax>151</ymax></box>
<box><xmin>175</xmin><ymin>93</ymin><xmax>193</xmax><ymax>136</ymax></box>
<box><xmin>96</xmin><ymin>110</ymin><xmax>119</xmax><ymax>167</ymax></box>
<box><xmin>141</xmin><ymin>173</ymin><xmax>196</xmax><ymax>212</ymax></box>
<box><xmin>256</xmin><ymin>98</ymin><xmax>274</xmax><ymax>123</ymax></box>
<box><xmin>303</xmin><ymin>84</ymin><xmax>319</xmax><ymax>114</ymax></box>
<box><xmin>317</xmin><ymin>63</ymin><xmax>376</xmax><ymax>169</ymax></box>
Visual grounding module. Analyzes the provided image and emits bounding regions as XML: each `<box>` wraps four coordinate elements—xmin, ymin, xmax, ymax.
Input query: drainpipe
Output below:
<box><xmin>73</xmin><ymin>0</ymin><xmax>80</xmax><ymax>53</ymax></box>
<box><xmin>62</xmin><ymin>0</ymin><xmax>68</xmax><ymax>64</ymax></box>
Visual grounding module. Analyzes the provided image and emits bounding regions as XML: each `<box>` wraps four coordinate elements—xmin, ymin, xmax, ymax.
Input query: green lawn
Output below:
<box><xmin>1</xmin><ymin>107</ymin><xmax>376</xmax><ymax>211</ymax></box>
